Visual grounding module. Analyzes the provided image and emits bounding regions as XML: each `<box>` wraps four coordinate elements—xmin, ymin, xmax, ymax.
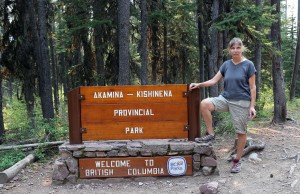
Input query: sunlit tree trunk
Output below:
<box><xmin>0</xmin><ymin>77</ymin><xmax>4</xmax><ymax>144</ymax></box>
<box><xmin>290</xmin><ymin>0</ymin><xmax>300</xmax><ymax>100</ymax></box>
<box><xmin>50</xmin><ymin>19</ymin><xmax>59</xmax><ymax>114</ymax></box>
<box><xmin>162</xmin><ymin>2</ymin><xmax>168</xmax><ymax>84</ymax></box>
<box><xmin>118</xmin><ymin>0</ymin><xmax>130</xmax><ymax>85</ymax></box>
<box><xmin>271</xmin><ymin>0</ymin><xmax>287</xmax><ymax>123</ymax></box>
<box><xmin>197</xmin><ymin>0</ymin><xmax>205</xmax><ymax>100</ymax></box>
<box><xmin>141</xmin><ymin>0</ymin><xmax>148</xmax><ymax>85</ymax></box>
<box><xmin>255</xmin><ymin>0</ymin><xmax>262</xmax><ymax>101</ymax></box>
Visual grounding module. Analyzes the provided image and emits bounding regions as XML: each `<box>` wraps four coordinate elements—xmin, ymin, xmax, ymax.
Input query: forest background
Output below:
<box><xmin>0</xmin><ymin>0</ymin><xmax>299</xmax><ymax>170</ymax></box>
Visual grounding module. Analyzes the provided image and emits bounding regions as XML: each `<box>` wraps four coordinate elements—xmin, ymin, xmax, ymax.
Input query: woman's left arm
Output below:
<box><xmin>249</xmin><ymin>74</ymin><xmax>257</xmax><ymax>119</ymax></box>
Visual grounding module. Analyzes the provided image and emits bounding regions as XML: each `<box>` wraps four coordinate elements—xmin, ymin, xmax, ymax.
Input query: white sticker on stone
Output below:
<box><xmin>167</xmin><ymin>156</ymin><xmax>187</xmax><ymax>176</ymax></box>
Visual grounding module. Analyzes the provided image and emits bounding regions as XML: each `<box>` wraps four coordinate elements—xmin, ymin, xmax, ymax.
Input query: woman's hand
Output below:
<box><xmin>189</xmin><ymin>83</ymin><xmax>199</xmax><ymax>91</ymax></box>
<box><xmin>249</xmin><ymin>107</ymin><xmax>256</xmax><ymax>120</ymax></box>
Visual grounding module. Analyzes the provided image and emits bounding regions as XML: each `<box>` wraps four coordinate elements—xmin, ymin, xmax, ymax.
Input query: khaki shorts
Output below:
<box><xmin>209</xmin><ymin>95</ymin><xmax>250</xmax><ymax>134</ymax></box>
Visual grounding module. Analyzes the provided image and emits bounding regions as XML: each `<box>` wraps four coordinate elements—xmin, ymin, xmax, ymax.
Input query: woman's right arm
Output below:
<box><xmin>189</xmin><ymin>71</ymin><xmax>223</xmax><ymax>91</ymax></box>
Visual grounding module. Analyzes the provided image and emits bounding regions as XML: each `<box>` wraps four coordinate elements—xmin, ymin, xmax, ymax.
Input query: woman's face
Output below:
<box><xmin>229</xmin><ymin>43</ymin><xmax>243</xmax><ymax>58</ymax></box>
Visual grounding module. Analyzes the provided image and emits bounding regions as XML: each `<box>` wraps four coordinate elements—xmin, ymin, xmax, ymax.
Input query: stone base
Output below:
<box><xmin>52</xmin><ymin>139</ymin><xmax>217</xmax><ymax>184</ymax></box>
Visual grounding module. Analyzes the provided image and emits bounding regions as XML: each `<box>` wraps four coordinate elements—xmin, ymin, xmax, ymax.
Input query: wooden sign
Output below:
<box><xmin>68</xmin><ymin>84</ymin><xmax>201</xmax><ymax>144</ymax></box>
<box><xmin>79</xmin><ymin>156</ymin><xmax>192</xmax><ymax>178</ymax></box>
<box><xmin>79</xmin><ymin>85</ymin><xmax>189</xmax><ymax>140</ymax></box>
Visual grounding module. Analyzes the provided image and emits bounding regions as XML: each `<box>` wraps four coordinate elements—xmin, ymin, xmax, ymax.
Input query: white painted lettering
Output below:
<box><xmin>136</xmin><ymin>90</ymin><xmax>173</xmax><ymax>98</ymax></box>
<box><xmin>95</xmin><ymin>160</ymin><xmax>131</xmax><ymax>168</ymax></box>
<box><xmin>127</xmin><ymin>168</ymin><xmax>164</xmax><ymax>175</ymax></box>
<box><xmin>93</xmin><ymin>91</ymin><xmax>124</xmax><ymax>99</ymax></box>
<box><xmin>113</xmin><ymin>109</ymin><xmax>154</xmax><ymax>117</ymax></box>
<box><xmin>145</xmin><ymin>159</ymin><xmax>154</xmax><ymax>166</ymax></box>
<box><xmin>114</xmin><ymin>110</ymin><xmax>118</xmax><ymax>116</ymax></box>
<box><xmin>85</xmin><ymin>169</ymin><xmax>114</xmax><ymax>177</ymax></box>
<box><xmin>125</xmin><ymin>127</ymin><xmax>143</xmax><ymax>134</ymax></box>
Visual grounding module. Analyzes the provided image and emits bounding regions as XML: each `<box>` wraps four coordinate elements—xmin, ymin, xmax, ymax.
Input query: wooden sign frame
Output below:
<box><xmin>68</xmin><ymin>84</ymin><xmax>200</xmax><ymax>144</ymax></box>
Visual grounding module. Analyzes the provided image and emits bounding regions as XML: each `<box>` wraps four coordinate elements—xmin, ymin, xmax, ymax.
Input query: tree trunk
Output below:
<box><xmin>50</xmin><ymin>20</ymin><xmax>59</xmax><ymax>114</ymax></box>
<box><xmin>197</xmin><ymin>0</ymin><xmax>205</xmax><ymax>100</ymax></box>
<box><xmin>0</xmin><ymin>141</ymin><xmax>65</xmax><ymax>151</ymax></box>
<box><xmin>8</xmin><ymin>77</ymin><xmax>13</xmax><ymax>102</ymax></box>
<box><xmin>71</xmin><ymin>36</ymin><xmax>82</xmax><ymax>88</ymax></box>
<box><xmin>140</xmin><ymin>0</ymin><xmax>148</xmax><ymax>85</ymax></box>
<box><xmin>271</xmin><ymin>0</ymin><xmax>287</xmax><ymax>124</ymax></box>
<box><xmin>290</xmin><ymin>0</ymin><xmax>300</xmax><ymax>100</ymax></box>
<box><xmin>150</xmin><ymin>0</ymin><xmax>159</xmax><ymax>84</ymax></box>
<box><xmin>22</xmin><ymin>0</ymin><xmax>36</xmax><ymax>130</ymax></box>
<box><xmin>23</xmin><ymin>78</ymin><xmax>36</xmax><ymax>129</ymax></box>
<box><xmin>208</xmin><ymin>0</ymin><xmax>219</xmax><ymax>97</ymax></box>
<box><xmin>181</xmin><ymin>32</ymin><xmax>188</xmax><ymax>84</ymax></box>
<box><xmin>56</xmin><ymin>15</ymin><xmax>68</xmax><ymax>98</ymax></box>
<box><xmin>118</xmin><ymin>0</ymin><xmax>131</xmax><ymax>85</ymax></box>
<box><xmin>0</xmin><ymin>154</ymin><xmax>35</xmax><ymax>184</ymax></box>
<box><xmin>60</xmin><ymin>53</ymin><xmax>68</xmax><ymax>100</ymax></box>
<box><xmin>0</xmin><ymin>77</ymin><xmax>4</xmax><ymax>144</ymax></box>
<box><xmin>35</xmin><ymin>0</ymin><xmax>54</xmax><ymax>121</ymax></box>
<box><xmin>255</xmin><ymin>0</ymin><xmax>262</xmax><ymax>101</ymax></box>
<box><xmin>162</xmin><ymin>18</ymin><xmax>168</xmax><ymax>84</ymax></box>
<box><xmin>93</xmin><ymin>0</ymin><xmax>106</xmax><ymax>86</ymax></box>
<box><xmin>82</xmin><ymin>28</ymin><xmax>95</xmax><ymax>86</ymax></box>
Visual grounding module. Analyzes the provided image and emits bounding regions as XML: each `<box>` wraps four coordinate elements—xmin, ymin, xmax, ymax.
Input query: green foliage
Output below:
<box><xmin>214</xmin><ymin>3</ymin><xmax>275</xmax><ymax>33</ymax></box>
<box><xmin>0</xmin><ymin>150</ymin><xmax>26</xmax><ymax>171</ymax></box>
<box><xmin>34</xmin><ymin>145</ymin><xmax>59</xmax><ymax>162</ymax></box>
<box><xmin>0</xmin><ymin>146</ymin><xmax>59</xmax><ymax>171</ymax></box>
<box><xmin>3</xmin><ymin>98</ymin><xmax>33</xmax><ymax>142</ymax></box>
<box><xmin>281</xmin><ymin>15</ymin><xmax>297</xmax><ymax>92</ymax></box>
<box><xmin>287</xmin><ymin>98</ymin><xmax>300</xmax><ymax>110</ymax></box>
<box><xmin>33</xmin><ymin>100</ymin><xmax>69</xmax><ymax>141</ymax></box>
<box><xmin>33</xmin><ymin>147</ymin><xmax>46</xmax><ymax>161</ymax></box>
<box><xmin>3</xmin><ymin>95</ymin><xmax>68</xmax><ymax>144</ymax></box>
<box><xmin>214</xmin><ymin>112</ymin><xmax>235</xmax><ymax>135</ymax></box>
<box><xmin>214</xmin><ymin>3</ymin><xmax>276</xmax><ymax>56</ymax></box>
<box><xmin>287</xmin><ymin>99</ymin><xmax>300</xmax><ymax>120</ymax></box>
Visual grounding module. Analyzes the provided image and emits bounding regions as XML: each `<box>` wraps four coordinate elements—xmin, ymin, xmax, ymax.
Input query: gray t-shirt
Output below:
<box><xmin>220</xmin><ymin>59</ymin><xmax>256</xmax><ymax>101</ymax></box>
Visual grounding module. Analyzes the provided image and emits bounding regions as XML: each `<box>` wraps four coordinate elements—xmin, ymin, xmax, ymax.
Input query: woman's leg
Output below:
<box><xmin>235</xmin><ymin>133</ymin><xmax>247</xmax><ymax>160</ymax></box>
<box><xmin>200</xmin><ymin>98</ymin><xmax>215</xmax><ymax>135</ymax></box>
<box><xmin>228</xmin><ymin>100</ymin><xmax>250</xmax><ymax>173</ymax></box>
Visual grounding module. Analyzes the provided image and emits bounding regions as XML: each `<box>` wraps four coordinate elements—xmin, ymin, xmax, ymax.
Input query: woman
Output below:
<box><xmin>189</xmin><ymin>37</ymin><xmax>257</xmax><ymax>173</ymax></box>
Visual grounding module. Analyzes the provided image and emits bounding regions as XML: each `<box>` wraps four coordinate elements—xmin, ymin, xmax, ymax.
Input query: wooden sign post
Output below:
<box><xmin>68</xmin><ymin>84</ymin><xmax>200</xmax><ymax>144</ymax></box>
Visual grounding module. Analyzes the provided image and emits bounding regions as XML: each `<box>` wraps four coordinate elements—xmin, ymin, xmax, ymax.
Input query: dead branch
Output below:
<box><xmin>242</xmin><ymin>143</ymin><xmax>265</xmax><ymax>157</ymax></box>
<box><xmin>0</xmin><ymin>141</ymin><xmax>65</xmax><ymax>151</ymax></box>
<box><xmin>280</xmin><ymin>152</ymin><xmax>300</xmax><ymax>163</ymax></box>
<box><xmin>0</xmin><ymin>154</ymin><xmax>35</xmax><ymax>184</ymax></box>
<box><xmin>227</xmin><ymin>142</ymin><xmax>265</xmax><ymax>161</ymax></box>
<box><xmin>289</xmin><ymin>164</ymin><xmax>297</xmax><ymax>176</ymax></box>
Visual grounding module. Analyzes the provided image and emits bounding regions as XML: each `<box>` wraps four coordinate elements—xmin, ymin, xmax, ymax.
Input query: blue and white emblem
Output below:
<box><xmin>167</xmin><ymin>156</ymin><xmax>187</xmax><ymax>176</ymax></box>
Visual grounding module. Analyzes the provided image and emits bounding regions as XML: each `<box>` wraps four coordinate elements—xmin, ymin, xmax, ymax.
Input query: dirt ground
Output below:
<box><xmin>1</xmin><ymin>113</ymin><xmax>300</xmax><ymax>194</ymax></box>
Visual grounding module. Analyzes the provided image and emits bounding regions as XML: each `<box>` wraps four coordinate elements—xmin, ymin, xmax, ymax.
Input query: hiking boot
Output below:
<box><xmin>231</xmin><ymin>161</ymin><xmax>242</xmax><ymax>173</ymax></box>
<box><xmin>195</xmin><ymin>134</ymin><xmax>215</xmax><ymax>143</ymax></box>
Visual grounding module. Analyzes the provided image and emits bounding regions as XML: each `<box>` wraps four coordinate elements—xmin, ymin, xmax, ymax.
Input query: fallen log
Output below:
<box><xmin>0</xmin><ymin>141</ymin><xmax>65</xmax><ymax>151</ymax></box>
<box><xmin>0</xmin><ymin>154</ymin><xmax>35</xmax><ymax>184</ymax></box>
<box><xmin>227</xmin><ymin>142</ymin><xmax>265</xmax><ymax>161</ymax></box>
<box><xmin>242</xmin><ymin>142</ymin><xmax>265</xmax><ymax>157</ymax></box>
